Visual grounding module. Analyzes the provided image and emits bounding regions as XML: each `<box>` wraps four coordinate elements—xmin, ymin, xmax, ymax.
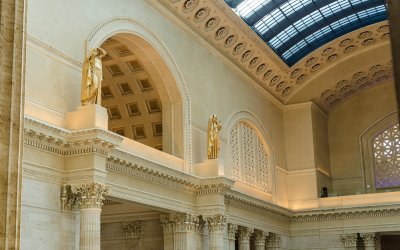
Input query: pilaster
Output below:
<box><xmin>238</xmin><ymin>226</ymin><xmax>254</xmax><ymax>250</ymax></box>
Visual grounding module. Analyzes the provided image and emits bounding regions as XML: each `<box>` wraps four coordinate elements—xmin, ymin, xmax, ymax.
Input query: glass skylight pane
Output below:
<box><xmin>236</xmin><ymin>0</ymin><xmax>272</xmax><ymax>18</ymax></box>
<box><xmin>226</xmin><ymin>0</ymin><xmax>387</xmax><ymax>65</ymax></box>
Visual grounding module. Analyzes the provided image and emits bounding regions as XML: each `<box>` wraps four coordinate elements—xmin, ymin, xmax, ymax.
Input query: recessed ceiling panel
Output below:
<box><xmin>225</xmin><ymin>0</ymin><xmax>388</xmax><ymax>66</ymax></box>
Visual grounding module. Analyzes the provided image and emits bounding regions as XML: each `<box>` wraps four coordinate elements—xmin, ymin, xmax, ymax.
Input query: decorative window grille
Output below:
<box><xmin>372</xmin><ymin>123</ymin><xmax>400</xmax><ymax>189</ymax></box>
<box><xmin>230</xmin><ymin>121</ymin><xmax>271</xmax><ymax>193</ymax></box>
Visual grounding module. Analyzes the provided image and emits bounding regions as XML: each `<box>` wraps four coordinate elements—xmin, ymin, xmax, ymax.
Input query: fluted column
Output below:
<box><xmin>238</xmin><ymin>226</ymin><xmax>253</xmax><ymax>250</ymax></box>
<box><xmin>161</xmin><ymin>213</ymin><xmax>201</xmax><ymax>250</ymax></box>
<box><xmin>227</xmin><ymin>223</ymin><xmax>238</xmax><ymax>250</ymax></box>
<box><xmin>361</xmin><ymin>233</ymin><xmax>376</xmax><ymax>250</ymax></box>
<box><xmin>341</xmin><ymin>234</ymin><xmax>358</xmax><ymax>250</ymax></box>
<box><xmin>254</xmin><ymin>230</ymin><xmax>268</xmax><ymax>250</ymax></box>
<box><xmin>266</xmin><ymin>233</ymin><xmax>282</xmax><ymax>250</ymax></box>
<box><xmin>0</xmin><ymin>0</ymin><xmax>25</xmax><ymax>249</ymax></box>
<box><xmin>74</xmin><ymin>183</ymin><xmax>109</xmax><ymax>250</ymax></box>
<box><xmin>206</xmin><ymin>214</ymin><xmax>227</xmax><ymax>250</ymax></box>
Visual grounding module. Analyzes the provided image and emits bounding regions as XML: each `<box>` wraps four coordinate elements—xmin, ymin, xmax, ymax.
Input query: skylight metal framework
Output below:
<box><xmin>225</xmin><ymin>0</ymin><xmax>388</xmax><ymax>66</ymax></box>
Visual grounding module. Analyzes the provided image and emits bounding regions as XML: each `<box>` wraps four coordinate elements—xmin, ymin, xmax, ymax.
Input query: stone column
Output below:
<box><xmin>341</xmin><ymin>234</ymin><xmax>358</xmax><ymax>250</ymax></box>
<box><xmin>74</xmin><ymin>183</ymin><xmax>109</xmax><ymax>250</ymax></box>
<box><xmin>0</xmin><ymin>0</ymin><xmax>25</xmax><ymax>249</ymax></box>
<box><xmin>254</xmin><ymin>230</ymin><xmax>268</xmax><ymax>250</ymax></box>
<box><xmin>227</xmin><ymin>224</ymin><xmax>238</xmax><ymax>250</ymax></box>
<box><xmin>266</xmin><ymin>233</ymin><xmax>282</xmax><ymax>250</ymax></box>
<box><xmin>361</xmin><ymin>233</ymin><xmax>376</xmax><ymax>250</ymax></box>
<box><xmin>206</xmin><ymin>214</ymin><xmax>227</xmax><ymax>250</ymax></box>
<box><xmin>238</xmin><ymin>226</ymin><xmax>253</xmax><ymax>250</ymax></box>
<box><xmin>162</xmin><ymin>213</ymin><xmax>201</xmax><ymax>250</ymax></box>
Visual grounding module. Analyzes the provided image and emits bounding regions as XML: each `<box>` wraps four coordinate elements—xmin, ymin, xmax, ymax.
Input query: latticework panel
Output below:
<box><xmin>373</xmin><ymin>123</ymin><xmax>400</xmax><ymax>188</ymax></box>
<box><xmin>229</xmin><ymin>121</ymin><xmax>272</xmax><ymax>193</ymax></box>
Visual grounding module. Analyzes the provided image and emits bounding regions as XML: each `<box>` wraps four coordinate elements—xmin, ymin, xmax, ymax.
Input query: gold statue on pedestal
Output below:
<box><xmin>207</xmin><ymin>114</ymin><xmax>222</xmax><ymax>159</ymax></box>
<box><xmin>81</xmin><ymin>47</ymin><xmax>107</xmax><ymax>106</ymax></box>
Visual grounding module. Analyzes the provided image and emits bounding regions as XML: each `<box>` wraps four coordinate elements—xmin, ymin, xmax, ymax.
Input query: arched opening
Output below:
<box><xmin>98</xmin><ymin>33</ymin><xmax>184</xmax><ymax>158</ymax></box>
<box><xmin>361</xmin><ymin>111</ymin><xmax>400</xmax><ymax>193</ymax></box>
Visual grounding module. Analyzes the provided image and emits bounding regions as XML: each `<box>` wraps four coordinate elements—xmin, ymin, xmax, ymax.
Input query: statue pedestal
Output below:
<box><xmin>66</xmin><ymin>104</ymin><xmax>108</xmax><ymax>130</ymax></box>
<box><xmin>193</xmin><ymin>158</ymin><xmax>224</xmax><ymax>178</ymax></box>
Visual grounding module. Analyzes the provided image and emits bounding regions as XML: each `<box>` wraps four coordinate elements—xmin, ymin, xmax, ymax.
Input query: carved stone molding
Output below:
<box><xmin>24</xmin><ymin>117</ymin><xmax>122</xmax><ymax>158</ymax></box>
<box><xmin>254</xmin><ymin>230</ymin><xmax>268</xmax><ymax>245</ymax></box>
<box><xmin>161</xmin><ymin>213</ymin><xmax>202</xmax><ymax>234</ymax></box>
<box><xmin>73</xmin><ymin>183</ymin><xmax>110</xmax><ymax>209</ymax></box>
<box><xmin>266</xmin><ymin>233</ymin><xmax>282</xmax><ymax>247</ymax></box>
<box><xmin>227</xmin><ymin>223</ymin><xmax>238</xmax><ymax>240</ymax></box>
<box><xmin>341</xmin><ymin>234</ymin><xmax>358</xmax><ymax>247</ymax></box>
<box><xmin>122</xmin><ymin>221</ymin><xmax>141</xmax><ymax>239</ymax></box>
<box><xmin>360</xmin><ymin>233</ymin><xmax>376</xmax><ymax>247</ymax></box>
<box><xmin>205</xmin><ymin>214</ymin><xmax>227</xmax><ymax>232</ymax></box>
<box><xmin>238</xmin><ymin>226</ymin><xmax>254</xmax><ymax>242</ymax></box>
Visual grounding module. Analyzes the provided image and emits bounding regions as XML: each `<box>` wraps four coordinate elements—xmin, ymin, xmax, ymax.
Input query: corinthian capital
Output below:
<box><xmin>227</xmin><ymin>223</ymin><xmax>238</xmax><ymax>240</ymax></box>
<box><xmin>254</xmin><ymin>230</ymin><xmax>268</xmax><ymax>245</ymax></box>
<box><xmin>161</xmin><ymin>213</ymin><xmax>202</xmax><ymax>233</ymax></box>
<box><xmin>74</xmin><ymin>182</ymin><xmax>110</xmax><ymax>209</ymax></box>
<box><xmin>360</xmin><ymin>233</ymin><xmax>375</xmax><ymax>247</ymax></box>
<box><xmin>266</xmin><ymin>233</ymin><xmax>282</xmax><ymax>247</ymax></box>
<box><xmin>341</xmin><ymin>233</ymin><xmax>357</xmax><ymax>247</ymax></box>
<box><xmin>238</xmin><ymin>226</ymin><xmax>254</xmax><ymax>241</ymax></box>
<box><xmin>205</xmin><ymin>214</ymin><xmax>227</xmax><ymax>233</ymax></box>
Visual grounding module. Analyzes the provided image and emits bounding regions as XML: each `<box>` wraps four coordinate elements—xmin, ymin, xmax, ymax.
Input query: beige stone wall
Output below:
<box><xmin>25</xmin><ymin>0</ymin><xmax>286</xmax><ymax>170</ymax></box>
<box><xmin>328</xmin><ymin>81</ymin><xmax>397</xmax><ymax>195</ymax></box>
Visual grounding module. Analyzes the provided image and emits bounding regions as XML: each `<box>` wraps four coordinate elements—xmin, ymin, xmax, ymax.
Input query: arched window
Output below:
<box><xmin>230</xmin><ymin>121</ymin><xmax>272</xmax><ymax>193</ymax></box>
<box><xmin>361</xmin><ymin>111</ymin><xmax>400</xmax><ymax>192</ymax></box>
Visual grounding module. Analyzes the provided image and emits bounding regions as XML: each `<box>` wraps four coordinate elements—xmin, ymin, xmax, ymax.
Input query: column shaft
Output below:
<box><xmin>80</xmin><ymin>208</ymin><xmax>102</xmax><ymax>250</ymax></box>
<box><xmin>209</xmin><ymin>232</ymin><xmax>224</xmax><ymax>250</ymax></box>
<box><xmin>0</xmin><ymin>0</ymin><xmax>25</xmax><ymax>249</ymax></box>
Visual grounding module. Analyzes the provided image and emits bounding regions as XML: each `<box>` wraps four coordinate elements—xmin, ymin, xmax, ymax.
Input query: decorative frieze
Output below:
<box><xmin>122</xmin><ymin>221</ymin><xmax>141</xmax><ymax>239</ymax></box>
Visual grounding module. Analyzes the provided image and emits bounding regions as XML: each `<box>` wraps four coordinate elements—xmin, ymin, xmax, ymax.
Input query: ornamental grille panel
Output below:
<box><xmin>372</xmin><ymin>123</ymin><xmax>400</xmax><ymax>189</ymax></box>
<box><xmin>230</xmin><ymin>121</ymin><xmax>271</xmax><ymax>193</ymax></box>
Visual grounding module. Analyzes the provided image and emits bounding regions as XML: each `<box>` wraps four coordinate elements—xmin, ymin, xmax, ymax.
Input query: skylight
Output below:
<box><xmin>225</xmin><ymin>0</ymin><xmax>388</xmax><ymax>66</ymax></box>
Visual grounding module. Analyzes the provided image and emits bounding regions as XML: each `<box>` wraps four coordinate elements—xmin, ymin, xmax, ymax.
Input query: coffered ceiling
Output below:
<box><xmin>158</xmin><ymin>0</ymin><xmax>394</xmax><ymax>113</ymax></box>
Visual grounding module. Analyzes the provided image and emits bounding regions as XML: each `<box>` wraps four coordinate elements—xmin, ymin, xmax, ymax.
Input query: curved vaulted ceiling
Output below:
<box><xmin>225</xmin><ymin>0</ymin><xmax>388</xmax><ymax>66</ymax></box>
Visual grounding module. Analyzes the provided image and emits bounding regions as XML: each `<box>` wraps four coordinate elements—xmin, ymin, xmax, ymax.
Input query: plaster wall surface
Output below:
<box><xmin>328</xmin><ymin>82</ymin><xmax>397</xmax><ymax>195</ymax></box>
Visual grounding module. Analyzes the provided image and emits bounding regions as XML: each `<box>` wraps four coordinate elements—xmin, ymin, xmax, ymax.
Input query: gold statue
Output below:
<box><xmin>81</xmin><ymin>47</ymin><xmax>107</xmax><ymax>106</ymax></box>
<box><xmin>207</xmin><ymin>114</ymin><xmax>222</xmax><ymax>159</ymax></box>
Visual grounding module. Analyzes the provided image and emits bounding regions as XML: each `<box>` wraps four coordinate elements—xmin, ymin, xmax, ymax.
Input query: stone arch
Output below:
<box><xmin>226</xmin><ymin>111</ymin><xmax>276</xmax><ymax>199</ymax></box>
<box><xmin>86</xmin><ymin>17</ymin><xmax>192</xmax><ymax>171</ymax></box>
<box><xmin>360</xmin><ymin>110</ymin><xmax>399</xmax><ymax>193</ymax></box>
